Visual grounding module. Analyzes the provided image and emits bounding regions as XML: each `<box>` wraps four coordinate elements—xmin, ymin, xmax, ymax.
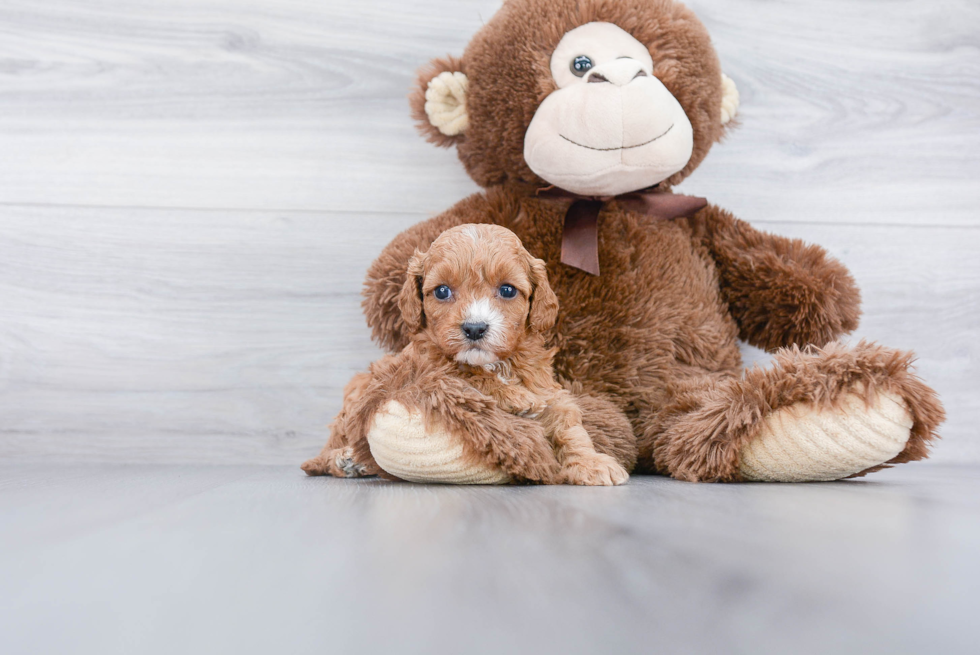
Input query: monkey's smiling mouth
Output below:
<box><xmin>559</xmin><ymin>123</ymin><xmax>674</xmax><ymax>152</ymax></box>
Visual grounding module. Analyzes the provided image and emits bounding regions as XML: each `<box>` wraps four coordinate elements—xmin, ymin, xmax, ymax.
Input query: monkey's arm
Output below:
<box><xmin>689</xmin><ymin>204</ymin><xmax>861</xmax><ymax>352</ymax></box>
<box><xmin>363</xmin><ymin>190</ymin><xmax>518</xmax><ymax>352</ymax></box>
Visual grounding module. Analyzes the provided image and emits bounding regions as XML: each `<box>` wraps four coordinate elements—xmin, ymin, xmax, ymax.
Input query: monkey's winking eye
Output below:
<box><xmin>433</xmin><ymin>285</ymin><xmax>452</xmax><ymax>301</ymax></box>
<box><xmin>570</xmin><ymin>55</ymin><xmax>593</xmax><ymax>77</ymax></box>
<box><xmin>498</xmin><ymin>284</ymin><xmax>518</xmax><ymax>299</ymax></box>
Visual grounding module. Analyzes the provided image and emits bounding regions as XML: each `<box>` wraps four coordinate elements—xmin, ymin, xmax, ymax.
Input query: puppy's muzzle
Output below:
<box><xmin>461</xmin><ymin>321</ymin><xmax>488</xmax><ymax>341</ymax></box>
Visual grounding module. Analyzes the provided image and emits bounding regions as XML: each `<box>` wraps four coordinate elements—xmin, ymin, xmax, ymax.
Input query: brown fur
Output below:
<box><xmin>359</xmin><ymin>190</ymin><xmax>941</xmax><ymax>482</ymax></box>
<box><xmin>409</xmin><ymin>0</ymin><xmax>727</xmax><ymax>192</ymax></box>
<box><xmin>652</xmin><ymin>341</ymin><xmax>945</xmax><ymax>482</ymax></box>
<box><xmin>301</xmin><ymin>346</ymin><xmax>562</xmax><ymax>483</ymax></box>
<box><xmin>305</xmin><ymin>225</ymin><xmax>629</xmax><ymax>484</ymax></box>
<box><xmin>350</xmin><ymin>0</ymin><xmax>944</xmax><ymax>482</ymax></box>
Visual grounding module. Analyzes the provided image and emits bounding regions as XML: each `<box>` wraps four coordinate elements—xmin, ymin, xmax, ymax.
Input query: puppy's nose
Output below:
<box><xmin>461</xmin><ymin>321</ymin><xmax>488</xmax><ymax>341</ymax></box>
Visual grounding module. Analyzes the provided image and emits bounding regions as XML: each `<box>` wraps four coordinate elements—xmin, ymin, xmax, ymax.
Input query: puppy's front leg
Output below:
<box><xmin>542</xmin><ymin>392</ymin><xmax>629</xmax><ymax>486</ymax></box>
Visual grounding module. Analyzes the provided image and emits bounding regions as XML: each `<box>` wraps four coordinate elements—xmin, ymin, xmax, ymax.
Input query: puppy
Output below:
<box><xmin>302</xmin><ymin>224</ymin><xmax>629</xmax><ymax>486</ymax></box>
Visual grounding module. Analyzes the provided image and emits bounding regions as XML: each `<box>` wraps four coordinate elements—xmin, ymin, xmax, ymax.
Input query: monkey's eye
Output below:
<box><xmin>433</xmin><ymin>285</ymin><xmax>452</xmax><ymax>301</ymax></box>
<box><xmin>570</xmin><ymin>55</ymin><xmax>593</xmax><ymax>77</ymax></box>
<box><xmin>498</xmin><ymin>284</ymin><xmax>518</xmax><ymax>299</ymax></box>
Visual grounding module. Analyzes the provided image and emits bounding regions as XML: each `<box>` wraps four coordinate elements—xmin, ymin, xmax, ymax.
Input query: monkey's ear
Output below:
<box><xmin>410</xmin><ymin>56</ymin><xmax>468</xmax><ymax>147</ymax></box>
<box><xmin>527</xmin><ymin>257</ymin><xmax>559</xmax><ymax>333</ymax></box>
<box><xmin>398</xmin><ymin>249</ymin><xmax>427</xmax><ymax>333</ymax></box>
<box><xmin>720</xmin><ymin>73</ymin><xmax>740</xmax><ymax>126</ymax></box>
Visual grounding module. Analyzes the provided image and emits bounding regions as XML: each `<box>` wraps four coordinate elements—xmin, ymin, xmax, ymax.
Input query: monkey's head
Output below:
<box><xmin>410</xmin><ymin>0</ymin><xmax>738</xmax><ymax>196</ymax></box>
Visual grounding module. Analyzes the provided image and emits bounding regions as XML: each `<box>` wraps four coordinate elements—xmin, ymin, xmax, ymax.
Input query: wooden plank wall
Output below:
<box><xmin>1</xmin><ymin>0</ymin><xmax>977</xmax><ymax>465</ymax></box>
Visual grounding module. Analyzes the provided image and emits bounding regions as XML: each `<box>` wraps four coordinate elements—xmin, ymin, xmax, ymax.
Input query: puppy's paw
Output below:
<box><xmin>560</xmin><ymin>453</ymin><xmax>629</xmax><ymax>486</ymax></box>
<box><xmin>301</xmin><ymin>447</ymin><xmax>369</xmax><ymax>478</ymax></box>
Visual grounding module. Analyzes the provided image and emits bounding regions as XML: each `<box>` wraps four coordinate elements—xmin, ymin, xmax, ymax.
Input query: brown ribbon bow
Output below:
<box><xmin>536</xmin><ymin>186</ymin><xmax>708</xmax><ymax>276</ymax></box>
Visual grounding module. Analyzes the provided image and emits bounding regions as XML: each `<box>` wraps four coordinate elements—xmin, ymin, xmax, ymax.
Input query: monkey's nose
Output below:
<box><xmin>461</xmin><ymin>322</ymin><xmax>488</xmax><ymax>341</ymax></box>
<box><xmin>585</xmin><ymin>58</ymin><xmax>648</xmax><ymax>87</ymax></box>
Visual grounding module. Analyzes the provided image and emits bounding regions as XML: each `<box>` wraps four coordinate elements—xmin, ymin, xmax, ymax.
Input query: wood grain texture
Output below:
<box><xmin>0</xmin><ymin>206</ymin><xmax>976</xmax><ymax>464</ymax></box>
<box><xmin>1</xmin><ymin>463</ymin><xmax>978</xmax><ymax>654</ymax></box>
<box><xmin>0</xmin><ymin>0</ymin><xmax>977</xmax><ymax>221</ymax></box>
<box><xmin>0</xmin><ymin>0</ymin><xmax>977</xmax><ymax>464</ymax></box>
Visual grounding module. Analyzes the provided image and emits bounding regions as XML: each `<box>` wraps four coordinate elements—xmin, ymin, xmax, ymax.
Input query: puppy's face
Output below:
<box><xmin>399</xmin><ymin>224</ymin><xmax>558</xmax><ymax>366</ymax></box>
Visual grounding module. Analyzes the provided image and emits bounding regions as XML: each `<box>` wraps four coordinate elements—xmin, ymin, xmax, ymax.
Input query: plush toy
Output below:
<box><xmin>315</xmin><ymin>0</ymin><xmax>945</xmax><ymax>483</ymax></box>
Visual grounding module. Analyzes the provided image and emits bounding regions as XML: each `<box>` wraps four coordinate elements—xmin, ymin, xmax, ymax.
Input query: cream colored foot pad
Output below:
<box><xmin>739</xmin><ymin>391</ymin><xmax>913</xmax><ymax>482</ymax></box>
<box><xmin>368</xmin><ymin>401</ymin><xmax>511</xmax><ymax>484</ymax></box>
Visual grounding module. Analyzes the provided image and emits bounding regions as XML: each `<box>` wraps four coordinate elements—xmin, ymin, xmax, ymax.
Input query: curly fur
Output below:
<box><xmin>307</xmin><ymin>224</ymin><xmax>631</xmax><ymax>484</ymax></box>
<box><xmin>652</xmin><ymin>341</ymin><xmax>945</xmax><ymax>482</ymax></box>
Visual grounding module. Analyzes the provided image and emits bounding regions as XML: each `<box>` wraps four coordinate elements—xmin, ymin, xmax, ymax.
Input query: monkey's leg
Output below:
<box><xmin>637</xmin><ymin>342</ymin><xmax>943</xmax><ymax>482</ymax></box>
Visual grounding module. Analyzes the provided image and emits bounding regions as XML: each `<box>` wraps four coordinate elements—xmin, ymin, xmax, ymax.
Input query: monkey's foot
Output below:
<box><xmin>738</xmin><ymin>390</ymin><xmax>913</xmax><ymax>482</ymax></box>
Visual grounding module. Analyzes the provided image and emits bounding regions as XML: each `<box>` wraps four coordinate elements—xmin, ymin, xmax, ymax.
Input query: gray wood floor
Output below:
<box><xmin>1</xmin><ymin>463</ymin><xmax>978</xmax><ymax>655</ymax></box>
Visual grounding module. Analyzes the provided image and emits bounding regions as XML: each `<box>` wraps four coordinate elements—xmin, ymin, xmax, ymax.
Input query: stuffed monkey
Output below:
<box><xmin>338</xmin><ymin>0</ymin><xmax>944</xmax><ymax>483</ymax></box>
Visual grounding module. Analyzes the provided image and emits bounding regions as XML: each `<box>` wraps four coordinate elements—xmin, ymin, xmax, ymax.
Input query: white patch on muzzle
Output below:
<box><xmin>454</xmin><ymin>298</ymin><xmax>506</xmax><ymax>366</ymax></box>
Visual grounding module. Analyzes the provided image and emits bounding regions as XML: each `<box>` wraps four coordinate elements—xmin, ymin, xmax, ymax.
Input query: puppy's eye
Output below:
<box><xmin>433</xmin><ymin>285</ymin><xmax>452</xmax><ymax>301</ymax></box>
<box><xmin>570</xmin><ymin>55</ymin><xmax>593</xmax><ymax>77</ymax></box>
<box><xmin>498</xmin><ymin>284</ymin><xmax>518</xmax><ymax>299</ymax></box>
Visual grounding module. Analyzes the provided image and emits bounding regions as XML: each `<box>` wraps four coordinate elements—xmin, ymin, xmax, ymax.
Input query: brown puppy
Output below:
<box><xmin>303</xmin><ymin>224</ymin><xmax>628</xmax><ymax>485</ymax></box>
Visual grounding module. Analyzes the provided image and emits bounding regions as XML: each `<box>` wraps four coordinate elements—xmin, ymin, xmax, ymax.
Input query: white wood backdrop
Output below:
<box><xmin>0</xmin><ymin>0</ymin><xmax>977</xmax><ymax>465</ymax></box>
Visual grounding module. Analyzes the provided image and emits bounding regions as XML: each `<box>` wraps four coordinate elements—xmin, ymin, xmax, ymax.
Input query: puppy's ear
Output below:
<box><xmin>527</xmin><ymin>257</ymin><xmax>559</xmax><ymax>333</ymax></box>
<box><xmin>398</xmin><ymin>249</ymin><xmax>426</xmax><ymax>333</ymax></box>
<box><xmin>410</xmin><ymin>56</ymin><xmax>468</xmax><ymax>148</ymax></box>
